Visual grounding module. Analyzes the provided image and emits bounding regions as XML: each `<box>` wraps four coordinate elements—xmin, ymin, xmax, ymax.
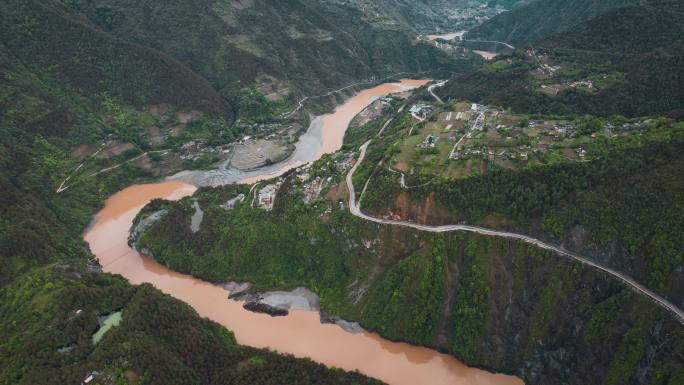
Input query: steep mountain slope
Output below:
<box><xmin>55</xmin><ymin>0</ymin><xmax>466</xmax><ymax>104</ymax></box>
<box><xmin>3</xmin><ymin>0</ymin><xmax>682</xmax><ymax>384</ymax></box>
<box><xmin>2</xmin><ymin>0</ymin><xmax>231</xmax><ymax>119</ymax></box>
<box><xmin>439</xmin><ymin>0</ymin><xmax>684</xmax><ymax>117</ymax></box>
<box><xmin>359</xmin><ymin>118</ymin><xmax>684</xmax><ymax>307</ymax></box>
<box><xmin>0</xmin><ymin>1</ymin><xmax>474</xmax><ymax>384</ymax></box>
<box><xmin>468</xmin><ymin>0</ymin><xmax>639</xmax><ymax>46</ymax></box>
<box><xmin>0</xmin><ymin>27</ymin><xmax>383</xmax><ymax>385</ymax></box>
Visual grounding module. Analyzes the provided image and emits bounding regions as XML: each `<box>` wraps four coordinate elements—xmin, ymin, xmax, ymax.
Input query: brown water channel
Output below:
<box><xmin>84</xmin><ymin>81</ymin><xmax>523</xmax><ymax>385</ymax></box>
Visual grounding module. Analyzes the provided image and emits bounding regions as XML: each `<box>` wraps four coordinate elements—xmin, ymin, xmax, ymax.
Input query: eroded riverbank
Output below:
<box><xmin>168</xmin><ymin>80</ymin><xmax>429</xmax><ymax>186</ymax></box>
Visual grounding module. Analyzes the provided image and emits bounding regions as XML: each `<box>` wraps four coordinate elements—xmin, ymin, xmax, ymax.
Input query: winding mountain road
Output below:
<box><xmin>428</xmin><ymin>81</ymin><xmax>446</xmax><ymax>104</ymax></box>
<box><xmin>347</xmin><ymin>141</ymin><xmax>684</xmax><ymax>325</ymax></box>
<box><xmin>463</xmin><ymin>39</ymin><xmax>515</xmax><ymax>50</ymax></box>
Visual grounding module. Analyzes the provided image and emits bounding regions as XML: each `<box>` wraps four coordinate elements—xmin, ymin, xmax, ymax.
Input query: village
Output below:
<box><xmin>192</xmin><ymin>118</ymin><xmax>305</xmax><ymax>170</ymax></box>
<box><xmin>524</xmin><ymin>47</ymin><xmax>625</xmax><ymax>97</ymax></box>
<box><xmin>389</xmin><ymin>98</ymin><xmax>647</xmax><ymax>179</ymax></box>
<box><xmin>218</xmin><ymin>150</ymin><xmax>356</xmax><ymax>213</ymax></box>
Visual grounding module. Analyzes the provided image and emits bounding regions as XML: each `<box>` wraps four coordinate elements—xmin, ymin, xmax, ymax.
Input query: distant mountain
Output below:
<box><xmin>439</xmin><ymin>0</ymin><xmax>684</xmax><ymax>117</ymax></box>
<box><xmin>49</xmin><ymin>0</ymin><xmax>465</xmax><ymax>107</ymax></box>
<box><xmin>345</xmin><ymin>0</ymin><xmax>532</xmax><ymax>33</ymax></box>
<box><xmin>2</xmin><ymin>0</ymin><xmax>468</xmax><ymax>128</ymax></box>
<box><xmin>468</xmin><ymin>0</ymin><xmax>639</xmax><ymax>46</ymax></box>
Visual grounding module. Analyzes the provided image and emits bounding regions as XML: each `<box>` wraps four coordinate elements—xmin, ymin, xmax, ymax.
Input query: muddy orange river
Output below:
<box><xmin>84</xmin><ymin>81</ymin><xmax>523</xmax><ymax>385</ymax></box>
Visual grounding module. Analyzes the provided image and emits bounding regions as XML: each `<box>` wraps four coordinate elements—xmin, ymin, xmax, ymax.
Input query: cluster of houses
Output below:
<box><xmin>180</xmin><ymin>140</ymin><xmax>230</xmax><ymax>161</ymax></box>
<box><xmin>257</xmin><ymin>183</ymin><xmax>280</xmax><ymax>211</ymax></box>
<box><xmin>334</xmin><ymin>152</ymin><xmax>355</xmax><ymax>173</ymax></box>
<box><xmin>296</xmin><ymin>154</ymin><xmax>354</xmax><ymax>204</ymax></box>
<box><xmin>409</xmin><ymin>104</ymin><xmax>433</xmax><ymax>118</ymax></box>
<box><xmin>301</xmin><ymin>175</ymin><xmax>335</xmax><ymax>204</ymax></box>
<box><xmin>567</xmin><ymin>80</ymin><xmax>594</xmax><ymax>90</ymax></box>
<box><xmin>536</xmin><ymin>63</ymin><xmax>561</xmax><ymax>76</ymax></box>
<box><xmin>419</xmin><ymin>134</ymin><xmax>439</xmax><ymax>149</ymax></box>
<box><xmin>467</xmin><ymin>104</ymin><xmax>488</xmax><ymax>131</ymax></box>
<box><xmin>408</xmin><ymin>98</ymin><xmax>633</xmax><ymax>171</ymax></box>
<box><xmin>540</xmin><ymin>79</ymin><xmax>595</xmax><ymax>96</ymax></box>
<box><xmin>470</xmin><ymin>103</ymin><xmax>486</xmax><ymax>113</ymax></box>
<box><xmin>235</xmin><ymin>121</ymin><xmax>302</xmax><ymax>143</ymax></box>
<box><xmin>547</xmin><ymin>124</ymin><xmax>577</xmax><ymax>138</ymax></box>
<box><xmin>443</xmin><ymin>4</ymin><xmax>505</xmax><ymax>26</ymax></box>
<box><xmin>453</xmin><ymin>145</ymin><xmax>532</xmax><ymax>161</ymax></box>
<box><xmin>451</xmin><ymin>146</ymin><xmax>483</xmax><ymax>159</ymax></box>
<box><xmin>507</xmin><ymin>149</ymin><xmax>529</xmax><ymax>160</ymax></box>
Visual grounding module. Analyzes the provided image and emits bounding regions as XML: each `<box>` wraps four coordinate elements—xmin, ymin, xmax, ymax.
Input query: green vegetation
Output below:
<box><xmin>2</xmin><ymin>0</ymin><xmax>684</xmax><ymax>383</ymax></box>
<box><xmin>449</xmin><ymin>240</ymin><xmax>490</xmax><ymax>362</ymax></box>
<box><xmin>470</xmin><ymin>0</ymin><xmax>638</xmax><ymax>46</ymax></box>
<box><xmin>92</xmin><ymin>311</ymin><xmax>123</xmax><ymax>344</ymax></box>
<box><xmin>441</xmin><ymin>1</ymin><xmax>684</xmax><ymax>117</ymax></box>
<box><xmin>359</xmin><ymin>116</ymin><xmax>684</xmax><ymax>302</ymax></box>
<box><xmin>603</xmin><ymin>316</ymin><xmax>649</xmax><ymax>385</ymax></box>
<box><xmin>141</xmin><ymin>131</ymin><xmax>684</xmax><ymax>384</ymax></box>
<box><xmin>361</xmin><ymin>247</ymin><xmax>447</xmax><ymax>345</ymax></box>
<box><xmin>0</xmin><ymin>60</ymin><xmax>379</xmax><ymax>385</ymax></box>
<box><xmin>0</xmin><ymin>1</ymin><xmax>477</xmax><ymax>383</ymax></box>
<box><xmin>139</xmin><ymin>157</ymin><xmax>684</xmax><ymax>384</ymax></box>
<box><xmin>139</xmin><ymin>179</ymin><xmax>382</xmax><ymax>316</ymax></box>
<box><xmin>425</xmin><ymin>123</ymin><xmax>684</xmax><ymax>222</ymax></box>
<box><xmin>54</xmin><ymin>0</ymin><xmax>468</xmax><ymax>107</ymax></box>
<box><xmin>0</xmin><ymin>270</ymin><xmax>380</xmax><ymax>385</ymax></box>
<box><xmin>238</xmin><ymin>89</ymin><xmax>285</xmax><ymax>123</ymax></box>
<box><xmin>540</xmin><ymin>149</ymin><xmax>684</xmax><ymax>293</ymax></box>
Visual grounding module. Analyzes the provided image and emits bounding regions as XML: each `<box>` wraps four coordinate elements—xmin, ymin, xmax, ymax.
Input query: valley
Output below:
<box><xmin>1</xmin><ymin>1</ymin><xmax>683</xmax><ymax>385</ymax></box>
<box><xmin>86</xmin><ymin>83</ymin><xmax>523</xmax><ymax>385</ymax></box>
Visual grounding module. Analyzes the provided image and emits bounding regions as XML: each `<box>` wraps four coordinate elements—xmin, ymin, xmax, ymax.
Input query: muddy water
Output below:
<box><xmin>169</xmin><ymin>79</ymin><xmax>430</xmax><ymax>186</ymax></box>
<box><xmin>84</xmin><ymin>83</ymin><xmax>523</xmax><ymax>385</ymax></box>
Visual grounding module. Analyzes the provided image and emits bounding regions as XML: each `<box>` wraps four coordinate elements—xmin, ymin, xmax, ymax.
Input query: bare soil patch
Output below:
<box><xmin>96</xmin><ymin>141</ymin><xmax>135</xmax><ymax>158</ymax></box>
<box><xmin>176</xmin><ymin>111</ymin><xmax>201</xmax><ymax>124</ymax></box>
<box><xmin>71</xmin><ymin>144</ymin><xmax>98</xmax><ymax>158</ymax></box>
<box><xmin>149</xmin><ymin>103</ymin><xmax>172</xmax><ymax>117</ymax></box>
<box><xmin>230</xmin><ymin>139</ymin><xmax>291</xmax><ymax>170</ymax></box>
<box><xmin>146</xmin><ymin>126</ymin><xmax>164</xmax><ymax>146</ymax></box>
<box><xmin>326</xmin><ymin>182</ymin><xmax>349</xmax><ymax>202</ymax></box>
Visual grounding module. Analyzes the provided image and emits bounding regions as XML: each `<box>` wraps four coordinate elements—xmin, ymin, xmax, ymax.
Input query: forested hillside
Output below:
<box><xmin>468</xmin><ymin>0</ymin><xmax>638</xmax><ymax>46</ymax></box>
<box><xmin>439</xmin><ymin>0</ymin><xmax>684</xmax><ymax>117</ymax></box>
<box><xmin>0</xmin><ymin>29</ymin><xmax>382</xmax><ymax>385</ymax></box>
<box><xmin>53</xmin><ymin>0</ymin><xmax>465</xmax><ymax>106</ymax></box>
<box><xmin>359</xmin><ymin>117</ymin><xmax>684</xmax><ymax>307</ymax></box>
<box><xmin>0</xmin><ymin>1</ymin><xmax>472</xmax><ymax>383</ymax></box>
<box><xmin>2</xmin><ymin>0</ymin><xmax>683</xmax><ymax>384</ymax></box>
<box><xmin>138</xmin><ymin>159</ymin><xmax>684</xmax><ymax>385</ymax></box>
<box><xmin>2</xmin><ymin>0</ymin><xmax>231</xmax><ymax>118</ymax></box>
